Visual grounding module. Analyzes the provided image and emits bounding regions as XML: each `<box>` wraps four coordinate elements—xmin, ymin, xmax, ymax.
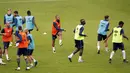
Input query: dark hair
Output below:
<box><xmin>14</xmin><ymin>11</ymin><xmax>18</xmax><ymax>14</ymax></box>
<box><xmin>18</xmin><ymin>26</ymin><xmax>22</xmax><ymax>30</ymax></box>
<box><xmin>27</xmin><ymin>10</ymin><xmax>31</xmax><ymax>15</ymax></box>
<box><xmin>104</xmin><ymin>15</ymin><xmax>109</xmax><ymax>20</ymax></box>
<box><xmin>80</xmin><ymin>19</ymin><xmax>86</xmax><ymax>25</ymax></box>
<box><xmin>119</xmin><ymin>21</ymin><xmax>124</xmax><ymax>25</ymax></box>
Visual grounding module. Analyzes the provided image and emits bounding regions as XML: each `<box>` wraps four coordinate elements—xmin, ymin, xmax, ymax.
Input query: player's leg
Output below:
<box><xmin>58</xmin><ymin>31</ymin><xmax>63</xmax><ymax>46</ymax></box>
<box><xmin>30</xmin><ymin>50</ymin><xmax>38</xmax><ymax>67</ymax></box>
<box><xmin>28</xmin><ymin>29</ymin><xmax>33</xmax><ymax>33</ymax></box>
<box><xmin>68</xmin><ymin>40</ymin><xmax>80</xmax><ymax>62</ymax></box>
<box><xmin>3</xmin><ymin>42</ymin><xmax>10</xmax><ymax>61</ymax></box>
<box><xmin>109</xmin><ymin>43</ymin><xmax>118</xmax><ymax>63</ymax></box>
<box><xmin>52</xmin><ymin>35</ymin><xmax>57</xmax><ymax>53</ymax></box>
<box><xmin>78</xmin><ymin>40</ymin><xmax>84</xmax><ymax>62</ymax></box>
<box><xmin>97</xmin><ymin>34</ymin><xmax>102</xmax><ymax>54</ymax></box>
<box><xmin>103</xmin><ymin>35</ymin><xmax>109</xmax><ymax>52</ymax></box>
<box><xmin>0</xmin><ymin>47</ymin><xmax>6</xmax><ymax>65</ymax></box>
<box><xmin>119</xmin><ymin>43</ymin><xmax>128</xmax><ymax>63</ymax></box>
<box><xmin>23</xmin><ymin>49</ymin><xmax>30</xmax><ymax>70</ymax></box>
<box><xmin>16</xmin><ymin>49</ymin><xmax>22</xmax><ymax>71</ymax></box>
<box><xmin>9</xmin><ymin>35</ymin><xmax>13</xmax><ymax>47</ymax></box>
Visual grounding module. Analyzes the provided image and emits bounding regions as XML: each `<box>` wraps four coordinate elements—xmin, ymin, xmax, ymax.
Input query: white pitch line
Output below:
<box><xmin>0</xmin><ymin>0</ymin><xmax>65</xmax><ymax>4</ymax></box>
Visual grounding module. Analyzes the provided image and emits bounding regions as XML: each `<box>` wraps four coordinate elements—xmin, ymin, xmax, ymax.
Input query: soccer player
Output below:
<box><xmin>52</xmin><ymin>15</ymin><xmax>65</xmax><ymax>53</ymax></box>
<box><xmin>13</xmin><ymin>11</ymin><xmax>24</xmax><ymax>31</ymax></box>
<box><xmin>15</xmin><ymin>26</ymin><xmax>30</xmax><ymax>71</ymax></box>
<box><xmin>0</xmin><ymin>47</ymin><xmax>6</xmax><ymax>65</ymax></box>
<box><xmin>1</xmin><ymin>23</ymin><xmax>13</xmax><ymax>61</ymax></box>
<box><xmin>4</xmin><ymin>9</ymin><xmax>15</xmax><ymax>46</ymax></box>
<box><xmin>24</xmin><ymin>29</ymin><xmax>38</xmax><ymax>68</ymax></box>
<box><xmin>104</xmin><ymin>21</ymin><xmax>129</xmax><ymax>63</ymax></box>
<box><xmin>68</xmin><ymin>19</ymin><xmax>87</xmax><ymax>62</ymax></box>
<box><xmin>97</xmin><ymin>15</ymin><xmax>110</xmax><ymax>54</ymax></box>
<box><xmin>23</xmin><ymin>10</ymin><xmax>39</xmax><ymax>33</ymax></box>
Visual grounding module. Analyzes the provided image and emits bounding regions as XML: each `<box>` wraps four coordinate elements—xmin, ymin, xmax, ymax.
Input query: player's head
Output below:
<box><xmin>80</xmin><ymin>19</ymin><xmax>86</xmax><ymax>25</ymax></box>
<box><xmin>27</xmin><ymin>10</ymin><xmax>31</xmax><ymax>16</ymax></box>
<box><xmin>119</xmin><ymin>21</ymin><xmax>124</xmax><ymax>28</ymax></box>
<box><xmin>104</xmin><ymin>15</ymin><xmax>109</xmax><ymax>21</ymax></box>
<box><xmin>55</xmin><ymin>15</ymin><xmax>60</xmax><ymax>21</ymax></box>
<box><xmin>6</xmin><ymin>23</ymin><xmax>10</xmax><ymax>28</ymax></box>
<box><xmin>18</xmin><ymin>26</ymin><xmax>23</xmax><ymax>31</ymax></box>
<box><xmin>7</xmin><ymin>8</ymin><xmax>12</xmax><ymax>15</ymax></box>
<box><xmin>14</xmin><ymin>11</ymin><xmax>18</xmax><ymax>16</ymax></box>
<box><xmin>24</xmin><ymin>28</ymin><xmax>29</xmax><ymax>34</ymax></box>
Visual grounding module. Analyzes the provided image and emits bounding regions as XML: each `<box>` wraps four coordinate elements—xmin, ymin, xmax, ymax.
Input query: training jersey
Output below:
<box><xmin>52</xmin><ymin>20</ymin><xmax>61</xmax><ymax>35</ymax></box>
<box><xmin>15</xmin><ymin>15</ymin><xmax>23</xmax><ymax>30</ymax></box>
<box><xmin>25</xmin><ymin>16</ymin><xmax>34</xmax><ymax>30</ymax></box>
<box><xmin>4</xmin><ymin>14</ymin><xmax>14</xmax><ymax>27</ymax></box>
<box><xmin>74</xmin><ymin>24</ymin><xmax>85</xmax><ymax>40</ymax></box>
<box><xmin>1</xmin><ymin>27</ymin><xmax>13</xmax><ymax>42</ymax></box>
<box><xmin>112</xmin><ymin>27</ymin><xmax>124</xmax><ymax>43</ymax></box>
<box><xmin>97</xmin><ymin>20</ymin><xmax>109</xmax><ymax>35</ymax></box>
<box><xmin>27</xmin><ymin>34</ymin><xmax>35</xmax><ymax>50</ymax></box>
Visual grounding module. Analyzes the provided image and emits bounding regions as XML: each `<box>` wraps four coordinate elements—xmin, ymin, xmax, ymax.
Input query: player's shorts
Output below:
<box><xmin>17</xmin><ymin>48</ymin><xmax>28</xmax><ymax>56</ymax></box>
<box><xmin>3</xmin><ymin>42</ymin><xmax>10</xmax><ymax>49</ymax></box>
<box><xmin>113</xmin><ymin>43</ymin><xmax>124</xmax><ymax>51</ymax></box>
<box><xmin>27</xmin><ymin>49</ymin><xmax>34</xmax><ymax>56</ymax></box>
<box><xmin>98</xmin><ymin>34</ymin><xmax>107</xmax><ymax>41</ymax></box>
<box><xmin>52</xmin><ymin>34</ymin><xmax>57</xmax><ymax>40</ymax></box>
<box><xmin>75</xmin><ymin>40</ymin><xmax>84</xmax><ymax>49</ymax></box>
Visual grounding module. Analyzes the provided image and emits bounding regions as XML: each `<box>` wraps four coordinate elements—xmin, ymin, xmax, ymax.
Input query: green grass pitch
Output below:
<box><xmin>0</xmin><ymin>0</ymin><xmax>130</xmax><ymax>73</ymax></box>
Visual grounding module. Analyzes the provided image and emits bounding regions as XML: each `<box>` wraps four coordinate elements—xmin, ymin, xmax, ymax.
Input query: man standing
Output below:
<box><xmin>97</xmin><ymin>15</ymin><xmax>110</xmax><ymax>54</ymax></box>
<box><xmin>104</xmin><ymin>21</ymin><xmax>129</xmax><ymax>63</ymax></box>
<box><xmin>52</xmin><ymin>15</ymin><xmax>65</xmax><ymax>53</ymax></box>
<box><xmin>68</xmin><ymin>19</ymin><xmax>87</xmax><ymax>62</ymax></box>
<box><xmin>23</xmin><ymin>10</ymin><xmax>39</xmax><ymax>33</ymax></box>
<box><xmin>15</xmin><ymin>26</ymin><xmax>30</xmax><ymax>71</ymax></box>
<box><xmin>1</xmin><ymin>23</ymin><xmax>13</xmax><ymax>61</ymax></box>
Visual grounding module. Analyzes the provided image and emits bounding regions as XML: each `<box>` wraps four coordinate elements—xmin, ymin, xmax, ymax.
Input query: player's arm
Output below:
<box><xmin>22</xmin><ymin>17</ymin><xmax>25</xmax><ymax>24</ymax></box>
<box><xmin>4</xmin><ymin>16</ymin><xmax>6</xmax><ymax>25</ymax></box>
<box><xmin>16</xmin><ymin>33</ymin><xmax>22</xmax><ymax>43</ymax></box>
<box><xmin>105</xmin><ymin>23</ymin><xmax>110</xmax><ymax>31</ymax></box>
<box><xmin>0</xmin><ymin>28</ymin><xmax>5</xmax><ymax>36</ymax></box>
<box><xmin>73</xmin><ymin>29</ymin><xmax>75</xmax><ymax>33</ymax></box>
<box><xmin>79</xmin><ymin>27</ymin><xmax>87</xmax><ymax>37</ymax></box>
<box><xmin>53</xmin><ymin>22</ymin><xmax>64</xmax><ymax>31</ymax></box>
<box><xmin>13</xmin><ymin>18</ymin><xmax>17</xmax><ymax>27</ymax></box>
<box><xmin>32</xmin><ymin>17</ymin><xmax>39</xmax><ymax>31</ymax></box>
<box><xmin>121</xmin><ymin>29</ymin><xmax>129</xmax><ymax>40</ymax></box>
<box><xmin>27</xmin><ymin>36</ymin><xmax>32</xmax><ymax>44</ymax></box>
<box><xmin>104</xmin><ymin>30</ymin><xmax>113</xmax><ymax>43</ymax></box>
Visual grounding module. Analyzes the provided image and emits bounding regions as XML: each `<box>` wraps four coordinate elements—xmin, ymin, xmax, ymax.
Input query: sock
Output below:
<box><xmin>52</xmin><ymin>47</ymin><xmax>55</xmax><ymax>51</ymax></box>
<box><xmin>78</xmin><ymin>56</ymin><xmax>82</xmax><ymax>60</ymax></box>
<box><xmin>6</xmin><ymin>54</ymin><xmax>9</xmax><ymax>60</ymax></box>
<box><xmin>25</xmin><ymin>59</ymin><xmax>29</xmax><ymax>67</ymax></box>
<box><xmin>30</xmin><ymin>63</ymin><xmax>33</xmax><ymax>66</ymax></box>
<box><xmin>68</xmin><ymin>53</ymin><xmax>74</xmax><ymax>58</ymax></box>
<box><xmin>122</xmin><ymin>50</ymin><xmax>126</xmax><ymax>60</ymax></box>
<box><xmin>110</xmin><ymin>51</ymin><xmax>115</xmax><ymax>59</ymax></box>
<box><xmin>0</xmin><ymin>58</ymin><xmax>2</xmax><ymax>63</ymax></box>
<box><xmin>32</xmin><ymin>58</ymin><xmax>37</xmax><ymax>62</ymax></box>
<box><xmin>97</xmin><ymin>42</ymin><xmax>100</xmax><ymax>51</ymax></box>
<box><xmin>105</xmin><ymin>47</ymin><xmax>109</xmax><ymax>52</ymax></box>
<box><xmin>59</xmin><ymin>40</ymin><xmax>62</xmax><ymax>45</ymax></box>
<box><xmin>17</xmin><ymin>58</ymin><xmax>20</xmax><ymax>67</ymax></box>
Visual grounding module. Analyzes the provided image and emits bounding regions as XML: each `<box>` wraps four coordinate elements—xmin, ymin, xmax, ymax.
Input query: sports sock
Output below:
<box><xmin>0</xmin><ymin>58</ymin><xmax>2</xmax><ymax>63</ymax></box>
<box><xmin>6</xmin><ymin>54</ymin><xmax>9</xmax><ymax>60</ymax></box>
<box><xmin>17</xmin><ymin>58</ymin><xmax>20</xmax><ymax>67</ymax></box>
<box><xmin>97</xmin><ymin>42</ymin><xmax>100</xmax><ymax>51</ymax></box>
<box><xmin>59</xmin><ymin>40</ymin><xmax>62</xmax><ymax>44</ymax></box>
<box><xmin>78</xmin><ymin>56</ymin><xmax>82</xmax><ymax>61</ymax></box>
<box><xmin>25</xmin><ymin>59</ymin><xmax>29</xmax><ymax>67</ymax></box>
<box><xmin>52</xmin><ymin>47</ymin><xmax>55</xmax><ymax>51</ymax></box>
<box><xmin>105</xmin><ymin>47</ymin><xmax>109</xmax><ymax>52</ymax></box>
<box><xmin>122</xmin><ymin>50</ymin><xmax>126</xmax><ymax>60</ymax></box>
<box><xmin>110</xmin><ymin>51</ymin><xmax>115</xmax><ymax>59</ymax></box>
<box><xmin>68</xmin><ymin>53</ymin><xmax>74</xmax><ymax>58</ymax></box>
<box><xmin>32</xmin><ymin>58</ymin><xmax>37</xmax><ymax>62</ymax></box>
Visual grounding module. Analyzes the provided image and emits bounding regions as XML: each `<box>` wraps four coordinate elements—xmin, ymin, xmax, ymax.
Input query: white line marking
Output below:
<box><xmin>0</xmin><ymin>0</ymin><xmax>65</xmax><ymax>4</ymax></box>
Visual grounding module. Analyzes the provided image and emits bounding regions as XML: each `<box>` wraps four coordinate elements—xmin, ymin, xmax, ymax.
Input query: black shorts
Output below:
<box><xmin>75</xmin><ymin>40</ymin><xmax>84</xmax><ymax>49</ymax></box>
<box><xmin>27</xmin><ymin>49</ymin><xmax>34</xmax><ymax>56</ymax></box>
<box><xmin>52</xmin><ymin>34</ymin><xmax>58</xmax><ymax>40</ymax></box>
<box><xmin>17</xmin><ymin>48</ymin><xmax>28</xmax><ymax>56</ymax></box>
<box><xmin>113</xmin><ymin>43</ymin><xmax>124</xmax><ymax>51</ymax></box>
<box><xmin>3</xmin><ymin>42</ymin><xmax>10</xmax><ymax>49</ymax></box>
<box><xmin>98</xmin><ymin>34</ymin><xmax>107</xmax><ymax>41</ymax></box>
